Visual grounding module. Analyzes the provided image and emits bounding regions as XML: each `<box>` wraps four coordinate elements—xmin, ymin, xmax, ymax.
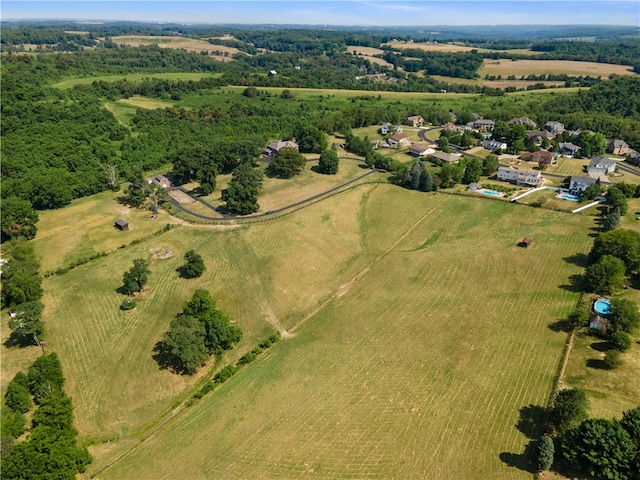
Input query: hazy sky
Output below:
<box><xmin>3</xmin><ymin>1</ymin><xmax>639</xmax><ymax>26</ymax></box>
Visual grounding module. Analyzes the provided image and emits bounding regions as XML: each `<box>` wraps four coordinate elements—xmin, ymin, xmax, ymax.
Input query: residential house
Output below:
<box><xmin>519</xmin><ymin>150</ymin><xmax>556</xmax><ymax>166</ymax></box>
<box><xmin>468</xmin><ymin>119</ymin><xmax>495</xmax><ymax>131</ymax></box>
<box><xmin>543</xmin><ymin>121</ymin><xmax>565</xmax><ymax>135</ymax></box>
<box><xmin>527</xmin><ymin>130</ymin><xmax>555</xmax><ymax>144</ymax></box>
<box><xmin>509</xmin><ymin>116</ymin><xmax>537</xmax><ymax>128</ymax></box>
<box><xmin>568</xmin><ymin>175</ymin><xmax>598</xmax><ymax>196</ymax></box>
<box><xmin>403</xmin><ymin>115</ymin><xmax>424</xmax><ymax>127</ymax></box>
<box><xmin>559</xmin><ymin>142</ymin><xmax>581</xmax><ymax>157</ymax></box>
<box><xmin>380</xmin><ymin>123</ymin><xmax>402</xmax><ymax>135</ymax></box>
<box><xmin>587</xmin><ymin>156</ymin><xmax>617</xmax><ymax>176</ymax></box>
<box><xmin>147</xmin><ymin>174</ymin><xmax>172</xmax><ymax>189</ymax></box>
<box><xmin>408</xmin><ymin>143</ymin><xmax>435</xmax><ymax>157</ymax></box>
<box><xmin>607</xmin><ymin>139</ymin><xmax>630</xmax><ymax>156</ymax></box>
<box><xmin>387</xmin><ymin>133</ymin><xmax>411</xmax><ymax>148</ymax></box>
<box><xmin>431</xmin><ymin>151</ymin><xmax>462</xmax><ymax>164</ymax></box>
<box><xmin>442</xmin><ymin>122</ymin><xmax>458</xmax><ymax>132</ymax></box>
<box><xmin>497</xmin><ymin>166</ymin><xmax>543</xmax><ymax>187</ymax></box>
<box><xmin>268</xmin><ymin>70</ymin><xmax>277</xmax><ymax>76</ymax></box>
<box><xmin>482</xmin><ymin>139</ymin><xmax>507</xmax><ymax>151</ymax></box>
<box><xmin>265</xmin><ymin>139</ymin><xmax>299</xmax><ymax>157</ymax></box>
<box><xmin>626</xmin><ymin>152</ymin><xmax>640</xmax><ymax>166</ymax></box>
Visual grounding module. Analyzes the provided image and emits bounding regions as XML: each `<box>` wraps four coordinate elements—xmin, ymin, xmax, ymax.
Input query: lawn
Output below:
<box><xmin>49</xmin><ymin>187</ymin><xmax>597</xmax><ymax>480</ymax></box>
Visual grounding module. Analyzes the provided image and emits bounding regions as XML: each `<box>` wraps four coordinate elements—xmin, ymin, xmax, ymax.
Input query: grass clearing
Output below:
<box><xmin>31</xmin><ymin>187</ymin><xmax>180</xmax><ymax>273</ymax></box>
<box><xmin>43</xmin><ymin>187</ymin><xmax>597</xmax><ymax>479</ymax></box>
<box><xmin>53</xmin><ymin>72</ymin><xmax>222</xmax><ymax>90</ymax></box>
<box><xmin>117</xmin><ymin>95</ymin><xmax>176</xmax><ymax>110</ymax></box>
<box><xmin>479</xmin><ymin>59</ymin><xmax>638</xmax><ymax>78</ymax></box>
<box><xmin>110</xmin><ymin>35</ymin><xmax>241</xmax><ymax>60</ymax></box>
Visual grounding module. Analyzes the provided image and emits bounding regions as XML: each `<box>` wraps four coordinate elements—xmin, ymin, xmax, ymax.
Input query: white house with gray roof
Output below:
<box><xmin>587</xmin><ymin>156</ymin><xmax>617</xmax><ymax>176</ymax></box>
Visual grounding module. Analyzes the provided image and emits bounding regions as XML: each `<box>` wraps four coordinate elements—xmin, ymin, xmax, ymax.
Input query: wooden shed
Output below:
<box><xmin>115</xmin><ymin>218</ymin><xmax>130</xmax><ymax>231</ymax></box>
<box><xmin>518</xmin><ymin>238</ymin><xmax>531</xmax><ymax>248</ymax></box>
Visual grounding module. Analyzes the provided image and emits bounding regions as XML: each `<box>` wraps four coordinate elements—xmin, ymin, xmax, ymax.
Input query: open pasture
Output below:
<box><xmin>53</xmin><ymin>72</ymin><xmax>222</xmax><ymax>90</ymax></box>
<box><xmin>480</xmin><ymin>59</ymin><xmax>637</xmax><ymax>78</ymax></box>
<box><xmin>383</xmin><ymin>41</ymin><xmax>545</xmax><ymax>56</ymax></box>
<box><xmin>110</xmin><ymin>35</ymin><xmax>241</xmax><ymax>60</ymax></box>
<box><xmin>74</xmin><ymin>188</ymin><xmax>596</xmax><ymax>479</ymax></box>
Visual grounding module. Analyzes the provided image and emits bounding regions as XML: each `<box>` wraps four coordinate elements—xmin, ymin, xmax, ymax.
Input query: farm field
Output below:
<box><xmin>479</xmin><ymin>59</ymin><xmax>638</xmax><ymax>78</ymax></box>
<box><xmin>52</xmin><ymin>187</ymin><xmax>598</xmax><ymax>479</ymax></box>
<box><xmin>109</xmin><ymin>35</ymin><xmax>242</xmax><ymax>60</ymax></box>
<box><xmin>383</xmin><ymin>41</ymin><xmax>545</xmax><ymax>56</ymax></box>
<box><xmin>53</xmin><ymin>71</ymin><xmax>223</xmax><ymax>90</ymax></box>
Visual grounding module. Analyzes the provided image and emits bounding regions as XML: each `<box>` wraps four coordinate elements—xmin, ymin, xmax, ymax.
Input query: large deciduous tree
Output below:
<box><xmin>583</xmin><ymin>255</ymin><xmax>626</xmax><ymax>294</ymax></box>
<box><xmin>8</xmin><ymin>301</ymin><xmax>45</xmax><ymax>347</ymax></box>
<box><xmin>122</xmin><ymin>258</ymin><xmax>151</xmax><ymax>296</ymax></box>
<box><xmin>549</xmin><ymin>388</ymin><xmax>589</xmax><ymax>435</ymax></box>
<box><xmin>180</xmin><ymin>250</ymin><xmax>206</xmax><ymax>279</ymax></box>
<box><xmin>590</xmin><ymin>229</ymin><xmax>640</xmax><ymax>274</ymax></box>
<box><xmin>267</xmin><ymin>147</ymin><xmax>306</xmax><ymax>179</ymax></box>
<box><xmin>222</xmin><ymin>162</ymin><xmax>263</xmax><ymax>215</ymax></box>
<box><xmin>294</xmin><ymin>124</ymin><xmax>327</xmax><ymax>154</ymax></box>
<box><xmin>609</xmin><ymin>298</ymin><xmax>640</xmax><ymax>333</ymax></box>
<box><xmin>156</xmin><ymin>314</ymin><xmax>209</xmax><ymax>375</ymax></box>
<box><xmin>561</xmin><ymin>418</ymin><xmax>636</xmax><ymax>480</ymax></box>
<box><xmin>317</xmin><ymin>149</ymin><xmax>339</xmax><ymax>174</ymax></box>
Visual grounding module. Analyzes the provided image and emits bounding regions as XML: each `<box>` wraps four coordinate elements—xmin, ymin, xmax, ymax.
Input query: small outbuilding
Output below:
<box><xmin>518</xmin><ymin>238</ymin><xmax>531</xmax><ymax>248</ymax></box>
<box><xmin>115</xmin><ymin>218</ymin><xmax>130</xmax><ymax>231</ymax></box>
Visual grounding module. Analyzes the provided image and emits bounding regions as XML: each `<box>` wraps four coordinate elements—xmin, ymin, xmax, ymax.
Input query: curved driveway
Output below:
<box><xmin>167</xmin><ymin>157</ymin><xmax>380</xmax><ymax>222</ymax></box>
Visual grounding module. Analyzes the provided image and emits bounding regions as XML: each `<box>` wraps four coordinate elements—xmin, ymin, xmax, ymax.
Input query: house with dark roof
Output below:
<box><xmin>115</xmin><ymin>218</ymin><xmax>130</xmax><ymax>231</ymax></box>
<box><xmin>265</xmin><ymin>140</ymin><xmax>299</xmax><ymax>157</ymax></box>
<box><xmin>468</xmin><ymin>119</ymin><xmax>495</xmax><ymax>131</ymax></box>
<box><xmin>568</xmin><ymin>176</ymin><xmax>598</xmax><ymax>196</ymax></box>
<box><xmin>559</xmin><ymin>142</ymin><xmax>581</xmax><ymax>157</ymax></box>
<box><xmin>587</xmin><ymin>156</ymin><xmax>617</xmax><ymax>176</ymax></box>
<box><xmin>607</xmin><ymin>139</ymin><xmax>630</xmax><ymax>156</ymax></box>
<box><xmin>528</xmin><ymin>130</ymin><xmax>555</xmax><ymax>143</ymax></box>
<box><xmin>626</xmin><ymin>152</ymin><xmax>640</xmax><ymax>166</ymax></box>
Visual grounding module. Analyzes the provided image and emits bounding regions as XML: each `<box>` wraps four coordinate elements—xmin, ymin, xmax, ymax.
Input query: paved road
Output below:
<box><xmin>167</xmin><ymin>157</ymin><xmax>379</xmax><ymax>222</ymax></box>
<box><xmin>615</xmin><ymin>162</ymin><xmax>640</xmax><ymax>177</ymax></box>
<box><xmin>417</xmin><ymin>127</ymin><xmax>440</xmax><ymax>145</ymax></box>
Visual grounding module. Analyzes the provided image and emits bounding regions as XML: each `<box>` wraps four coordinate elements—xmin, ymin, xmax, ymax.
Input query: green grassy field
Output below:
<box><xmin>53</xmin><ymin>72</ymin><xmax>223</xmax><ymax>90</ymax></box>
<box><xmin>32</xmin><ymin>185</ymin><xmax>596</xmax><ymax>479</ymax></box>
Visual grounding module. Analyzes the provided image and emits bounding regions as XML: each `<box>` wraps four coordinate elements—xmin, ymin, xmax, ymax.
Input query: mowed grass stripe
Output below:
<box><xmin>99</xmin><ymin>189</ymin><xmax>594</xmax><ymax>479</ymax></box>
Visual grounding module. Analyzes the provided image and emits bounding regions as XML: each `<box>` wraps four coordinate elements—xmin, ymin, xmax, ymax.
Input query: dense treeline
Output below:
<box><xmin>1</xmin><ymin>353</ymin><xmax>92</xmax><ymax>479</ymax></box>
<box><xmin>381</xmin><ymin>49</ymin><xmax>484</xmax><ymax>79</ymax></box>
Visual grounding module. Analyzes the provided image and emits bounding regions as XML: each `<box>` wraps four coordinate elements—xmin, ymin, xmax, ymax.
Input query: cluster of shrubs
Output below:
<box><xmin>191</xmin><ymin>334</ymin><xmax>279</xmax><ymax>402</ymax></box>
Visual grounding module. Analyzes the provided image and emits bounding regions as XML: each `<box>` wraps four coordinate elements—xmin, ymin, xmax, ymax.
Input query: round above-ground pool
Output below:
<box><xmin>594</xmin><ymin>298</ymin><xmax>611</xmax><ymax>315</ymax></box>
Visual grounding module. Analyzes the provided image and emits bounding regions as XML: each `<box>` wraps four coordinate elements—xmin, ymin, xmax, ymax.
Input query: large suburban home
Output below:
<box><xmin>559</xmin><ymin>142</ymin><xmax>581</xmax><ymax>157</ymax></box>
<box><xmin>482</xmin><ymin>139</ymin><xmax>507</xmax><ymax>151</ymax></box>
<box><xmin>509</xmin><ymin>116</ymin><xmax>537</xmax><ymax>128</ymax></box>
<box><xmin>430</xmin><ymin>152</ymin><xmax>462</xmax><ymax>164</ymax></box>
<box><xmin>408</xmin><ymin>143</ymin><xmax>436</xmax><ymax>157</ymax></box>
<box><xmin>403</xmin><ymin>115</ymin><xmax>424</xmax><ymax>127</ymax></box>
<box><xmin>265</xmin><ymin>139</ymin><xmax>299</xmax><ymax>157</ymax></box>
<box><xmin>607</xmin><ymin>139</ymin><xmax>630</xmax><ymax>156</ymax></box>
<box><xmin>569</xmin><ymin>175</ymin><xmax>598</xmax><ymax>195</ymax></box>
<box><xmin>543</xmin><ymin>121</ymin><xmax>565</xmax><ymax>135</ymax></box>
<box><xmin>387</xmin><ymin>133</ymin><xmax>411</xmax><ymax>148</ymax></box>
<box><xmin>147</xmin><ymin>174</ymin><xmax>172</xmax><ymax>189</ymax></box>
<box><xmin>626</xmin><ymin>152</ymin><xmax>640</xmax><ymax>166</ymax></box>
<box><xmin>587</xmin><ymin>156</ymin><xmax>617</xmax><ymax>176</ymax></box>
<box><xmin>468</xmin><ymin>119</ymin><xmax>495</xmax><ymax>131</ymax></box>
<box><xmin>519</xmin><ymin>150</ymin><xmax>556</xmax><ymax>166</ymax></box>
<box><xmin>528</xmin><ymin>130</ymin><xmax>555</xmax><ymax>143</ymax></box>
<box><xmin>497</xmin><ymin>166</ymin><xmax>543</xmax><ymax>187</ymax></box>
<box><xmin>442</xmin><ymin>122</ymin><xmax>458</xmax><ymax>132</ymax></box>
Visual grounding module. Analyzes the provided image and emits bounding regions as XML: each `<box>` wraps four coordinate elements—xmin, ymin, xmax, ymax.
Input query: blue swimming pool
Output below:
<box><xmin>594</xmin><ymin>299</ymin><xmax>611</xmax><ymax>315</ymax></box>
<box><xmin>559</xmin><ymin>194</ymin><xmax>580</xmax><ymax>202</ymax></box>
<box><xmin>481</xmin><ymin>189</ymin><xmax>502</xmax><ymax>197</ymax></box>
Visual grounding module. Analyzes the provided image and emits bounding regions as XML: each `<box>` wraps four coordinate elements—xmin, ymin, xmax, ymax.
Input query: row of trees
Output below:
<box><xmin>154</xmin><ymin>290</ymin><xmax>242</xmax><ymax>374</ymax></box>
<box><xmin>535</xmin><ymin>389</ymin><xmax>639</xmax><ymax>479</ymax></box>
<box><xmin>1</xmin><ymin>353</ymin><xmax>92</xmax><ymax>478</ymax></box>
